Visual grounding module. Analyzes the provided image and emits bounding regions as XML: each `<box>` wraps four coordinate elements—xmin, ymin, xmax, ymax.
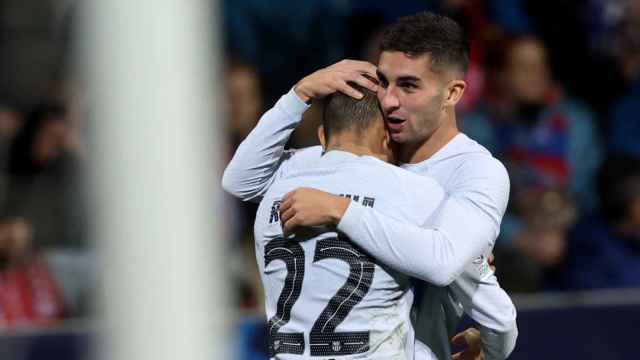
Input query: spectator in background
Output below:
<box><xmin>0</xmin><ymin>217</ymin><xmax>65</xmax><ymax>329</ymax></box>
<box><xmin>224</xmin><ymin>59</ymin><xmax>267</xmax><ymax>315</ymax></box>
<box><xmin>461</xmin><ymin>36</ymin><xmax>602</xmax><ymax>291</ymax></box>
<box><xmin>607</xmin><ymin>2</ymin><xmax>640</xmax><ymax>156</ymax></box>
<box><xmin>492</xmin><ymin>189</ymin><xmax>577</xmax><ymax>292</ymax></box>
<box><xmin>547</xmin><ymin>155</ymin><xmax>640</xmax><ymax>290</ymax></box>
<box><xmin>226</xmin><ymin>59</ymin><xmax>264</xmax><ymax>150</ymax></box>
<box><xmin>0</xmin><ymin>105</ymin><xmax>23</xmax><ymax>203</ymax></box>
<box><xmin>0</xmin><ymin>105</ymin><xmax>22</xmax><ymax>168</ymax></box>
<box><xmin>3</xmin><ymin>103</ymin><xmax>86</xmax><ymax>250</ymax></box>
<box><xmin>224</xmin><ymin>58</ymin><xmax>264</xmax><ymax>243</ymax></box>
<box><xmin>222</xmin><ymin>0</ymin><xmax>347</xmax><ymax>105</ymax></box>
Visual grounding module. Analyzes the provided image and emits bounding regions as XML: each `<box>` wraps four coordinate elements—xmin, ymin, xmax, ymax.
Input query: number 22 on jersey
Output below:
<box><xmin>264</xmin><ymin>235</ymin><xmax>375</xmax><ymax>358</ymax></box>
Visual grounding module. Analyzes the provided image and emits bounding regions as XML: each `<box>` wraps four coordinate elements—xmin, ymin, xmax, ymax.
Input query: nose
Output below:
<box><xmin>379</xmin><ymin>87</ymin><xmax>400</xmax><ymax>114</ymax></box>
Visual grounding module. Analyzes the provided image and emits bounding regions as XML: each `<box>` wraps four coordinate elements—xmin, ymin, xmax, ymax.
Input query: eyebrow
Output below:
<box><xmin>397</xmin><ymin>75</ymin><xmax>421</xmax><ymax>83</ymax></box>
<box><xmin>377</xmin><ymin>69</ymin><xmax>422</xmax><ymax>84</ymax></box>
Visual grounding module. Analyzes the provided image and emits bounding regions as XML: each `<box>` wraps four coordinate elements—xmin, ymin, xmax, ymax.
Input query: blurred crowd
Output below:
<box><xmin>221</xmin><ymin>0</ymin><xmax>640</xmax><ymax>309</ymax></box>
<box><xmin>0</xmin><ymin>0</ymin><xmax>639</xmax><ymax>340</ymax></box>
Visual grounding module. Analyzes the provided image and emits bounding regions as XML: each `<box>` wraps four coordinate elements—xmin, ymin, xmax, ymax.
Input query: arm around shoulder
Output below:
<box><xmin>222</xmin><ymin>88</ymin><xmax>309</xmax><ymax>201</ymax></box>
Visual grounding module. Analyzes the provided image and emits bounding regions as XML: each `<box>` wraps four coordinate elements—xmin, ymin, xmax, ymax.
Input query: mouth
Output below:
<box><xmin>385</xmin><ymin>116</ymin><xmax>406</xmax><ymax>132</ymax></box>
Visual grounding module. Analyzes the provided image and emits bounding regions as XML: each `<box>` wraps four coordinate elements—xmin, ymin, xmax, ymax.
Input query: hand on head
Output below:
<box><xmin>294</xmin><ymin>60</ymin><xmax>379</xmax><ymax>103</ymax></box>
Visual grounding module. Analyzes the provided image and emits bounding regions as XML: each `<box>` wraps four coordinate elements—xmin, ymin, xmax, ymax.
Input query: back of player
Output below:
<box><xmin>254</xmin><ymin>150</ymin><xmax>445</xmax><ymax>359</ymax></box>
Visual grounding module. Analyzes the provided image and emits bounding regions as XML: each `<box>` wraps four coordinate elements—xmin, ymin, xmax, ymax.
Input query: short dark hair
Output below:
<box><xmin>381</xmin><ymin>11</ymin><xmax>469</xmax><ymax>75</ymax></box>
<box><xmin>597</xmin><ymin>155</ymin><xmax>640</xmax><ymax>224</ymax></box>
<box><xmin>322</xmin><ymin>81</ymin><xmax>381</xmax><ymax>143</ymax></box>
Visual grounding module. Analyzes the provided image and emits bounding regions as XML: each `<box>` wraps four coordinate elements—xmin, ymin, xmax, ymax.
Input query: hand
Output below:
<box><xmin>294</xmin><ymin>59</ymin><xmax>378</xmax><ymax>103</ymax></box>
<box><xmin>451</xmin><ymin>328</ymin><xmax>484</xmax><ymax>360</ymax></box>
<box><xmin>279</xmin><ymin>187</ymin><xmax>351</xmax><ymax>234</ymax></box>
<box><xmin>488</xmin><ymin>252</ymin><xmax>495</xmax><ymax>273</ymax></box>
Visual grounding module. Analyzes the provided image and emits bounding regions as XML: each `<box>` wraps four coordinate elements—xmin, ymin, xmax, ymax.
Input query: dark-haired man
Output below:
<box><xmin>224</xmin><ymin>12</ymin><xmax>517</xmax><ymax>360</ymax></box>
<box><xmin>254</xmin><ymin>84</ymin><xmax>450</xmax><ymax>359</ymax></box>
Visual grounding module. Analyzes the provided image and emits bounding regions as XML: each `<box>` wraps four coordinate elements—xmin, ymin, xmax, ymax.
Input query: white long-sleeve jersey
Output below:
<box><xmin>223</xmin><ymin>89</ymin><xmax>518</xmax><ymax>359</ymax></box>
<box><xmin>255</xmin><ymin>150</ymin><xmax>446</xmax><ymax>359</ymax></box>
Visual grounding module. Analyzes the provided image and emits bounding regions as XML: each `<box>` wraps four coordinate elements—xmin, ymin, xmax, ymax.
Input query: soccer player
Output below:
<box><xmin>255</xmin><ymin>84</ymin><xmax>448</xmax><ymax>358</ymax></box>
<box><xmin>224</xmin><ymin>12</ymin><xmax>517</xmax><ymax>360</ymax></box>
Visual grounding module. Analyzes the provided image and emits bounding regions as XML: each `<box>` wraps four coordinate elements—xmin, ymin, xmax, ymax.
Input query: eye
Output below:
<box><xmin>379</xmin><ymin>76</ymin><xmax>389</xmax><ymax>88</ymax></box>
<box><xmin>376</xmin><ymin>71</ymin><xmax>389</xmax><ymax>88</ymax></box>
<box><xmin>399</xmin><ymin>82</ymin><xmax>417</xmax><ymax>90</ymax></box>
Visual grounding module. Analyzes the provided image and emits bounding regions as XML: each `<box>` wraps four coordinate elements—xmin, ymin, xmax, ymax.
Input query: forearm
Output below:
<box><xmin>336</xmin><ymin>199</ymin><xmax>493</xmax><ymax>286</ymax></box>
<box><xmin>479</xmin><ymin>323</ymin><xmax>518</xmax><ymax>360</ymax></box>
<box><xmin>222</xmin><ymin>88</ymin><xmax>309</xmax><ymax>201</ymax></box>
<box><xmin>448</xmin><ymin>272</ymin><xmax>518</xmax><ymax>359</ymax></box>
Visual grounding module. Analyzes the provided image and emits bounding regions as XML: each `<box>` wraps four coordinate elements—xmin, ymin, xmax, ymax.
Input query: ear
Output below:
<box><xmin>443</xmin><ymin>79</ymin><xmax>466</xmax><ymax>108</ymax></box>
<box><xmin>380</xmin><ymin>127</ymin><xmax>398</xmax><ymax>164</ymax></box>
<box><xmin>380</xmin><ymin>127</ymin><xmax>390</xmax><ymax>150</ymax></box>
<box><xmin>317</xmin><ymin>125</ymin><xmax>326</xmax><ymax>149</ymax></box>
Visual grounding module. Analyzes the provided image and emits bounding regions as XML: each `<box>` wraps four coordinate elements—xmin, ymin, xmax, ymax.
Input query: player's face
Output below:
<box><xmin>376</xmin><ymin>51</ymin><xmax>447</xmax><ymax>144</ymax></box>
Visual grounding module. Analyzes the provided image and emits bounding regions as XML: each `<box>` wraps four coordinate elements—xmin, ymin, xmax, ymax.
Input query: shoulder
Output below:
<box><xmin>440</xmin><ymin>138</ymin><xmax>510</xmax><ymax>217</ymax></box>
<box><xmin>287</xmin><ymin>145</ymin><xmax>323</xmax><ymax>161</ymax></box>
<box><xmin>391</xmin><ymin>164</ymin><xmax>443</xmax><ymax>193</ymax></box>
<box><xmin>362</xmin><ymin>159</ymin><xmax>446</xmax><ymax>224</ymax></box>
<box><xmin>363</xmin><ymin>156</ymin><xmax>443</xmax><ymax>192</ymax></box>
<box><xmin>449</xmin><ymin>136</ymin><xmax>509</xmax><ymax>188</ymax></box>
<box><xmin>459</xmin><ymin>153</ymin><xmax>509</xmax><ymax>184</ymax></box>
<box><xmin>280</xmin><ymin>146</ymin><xmax>323</xmax><ymax>174</ymax></box>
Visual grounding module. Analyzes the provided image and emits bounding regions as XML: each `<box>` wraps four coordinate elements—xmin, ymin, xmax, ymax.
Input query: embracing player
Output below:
<box><xmin>225</xmin><ymin>12</ymin><xmax>517</xmax><ymax>360</ymax></box>
<box><xmin>255</xmin><ymin>84</ymin><xmax>448</xmax><ymax>358</ymax></box>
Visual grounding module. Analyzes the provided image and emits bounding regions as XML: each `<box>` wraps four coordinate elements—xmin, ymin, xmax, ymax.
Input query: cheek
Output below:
<box><xmin>410</xmin><ymin>96</ymin><xmax>442</xmax><ymax>128</ymax></box>
<box><xmin>409</xmin><ymin>94</ymin><xmax>439</xmax><ymax>117</ymax></box>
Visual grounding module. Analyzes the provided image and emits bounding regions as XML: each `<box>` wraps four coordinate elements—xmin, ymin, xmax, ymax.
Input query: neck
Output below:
<box><xmin>325</xmin><ymin>134</ymin><xmax>389</xmax><ymax>162</ymax></box>
<box><xmin>399</xmin><ymin>111</ymin><xmax>459</xmax><ymax>164</ymax></box>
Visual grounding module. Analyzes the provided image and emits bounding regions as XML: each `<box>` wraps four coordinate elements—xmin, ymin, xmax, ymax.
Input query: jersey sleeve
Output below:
<box><xmin>336</xmin><ymin>152</ymin><xmax>513</xmax><ymax>289</ymax></box>
<box><xmin>336</xmin><ymin>158</ymin><xmax>508</xmax><ymax>287</ymax></box>
<box><xmin>444</xmin><ymin>157</ymin><xmax>517</xmax><ymax>359</ymax></box>
<box><xmin>222</xmin><ymin>88</ymin><xmax>310</xmax><ymax>202</ymax></box>
<box><xmin>337</xmin><ymin>196</ymin><xmax>492</xmax><ymax>286</ymax></box>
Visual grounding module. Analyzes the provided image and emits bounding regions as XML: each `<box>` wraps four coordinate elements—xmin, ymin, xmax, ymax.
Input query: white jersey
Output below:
<box><xmin>224</xmin><ymin>89</ymin><xmax>518</xmax><ymax>360</ymax></box>
<box><xmin>254</xmin><ymin>150</ymin><xmax>445</xmax><ymax>359</ymax></box>
<box><xmin>397</xmin><ymin>135</ymin><xmax>516</xmax><ymax>360</ymax></box>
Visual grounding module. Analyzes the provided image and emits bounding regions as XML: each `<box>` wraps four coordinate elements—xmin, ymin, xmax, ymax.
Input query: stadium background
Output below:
<box><xmin>0</xmin><ymin>0</ymin><xmax>638</xmax><ymax>359</ymax></box>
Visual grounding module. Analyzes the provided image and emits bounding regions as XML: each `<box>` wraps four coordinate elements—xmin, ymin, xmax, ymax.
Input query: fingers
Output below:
<box><xmin>451</xmin><ymin>351</ymin><xmax>474</xmax><ymax>360</ymax></box>
<box><xmin>334</xmin><ymin>73</ymin><xmax>378</xmax><ymax>99</ymax></box>
<box><xmin>453</xmin><ymin>350</ymin><xmax>479</xmax><ymax>360</ymax></box>
<box><xmin>279</xmin><ymin>192</ymin><xmax>294</xmax><ymax>216</ymax></box>
<box><xmin>341</xmin><ymin>59</ymin><xmax>377</xmax><ymax>77</ymax></box>
<box><xmin>336</xmin><ymin>81</ymin><xmax>365</xmax><ymax>99</ymax></box>
<box><xmin>280</xmin><ymin>189</ymin><xmax>309</xmax><ymax>234</ymax></box>
<box><xmin>279</xmin><ymin>191</ymin><xmax>295</xmax><ymax>231</ymax></box>
<box><xmin>280</xmin><ymin>206</ymin><xmax>296</xmax><ymax>228</ymax></box>
<box><xmin>451</xmin><ymin>332</ymin><xmax>468</xmax><ymax>347</ymax></box>
<box><xmin>466</xmin><ymin>328</ymin><xmax>480</xmax><ymax>337</ymax></box>
<box><xmin>328</xmin><ymin>60</ymin><xmax>379</xmax><ymax>98</ymax></box>
<box><xmin>282</xmin><ymin>215</ymin><xmax>300</xmax><ymax>234</ymax></box>
<box><xmin>352</xmin><ymin>73</ymin><xmax>379</xmax><ymax>92</ymax></box>
<box><xmin>452</xmin><ymin>329</ymin><xmax>482</xmax><ymax>360</ymax></box>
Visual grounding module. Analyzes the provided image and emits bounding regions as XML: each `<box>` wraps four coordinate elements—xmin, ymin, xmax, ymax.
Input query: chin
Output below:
<box><xmin>390</xmin><ymin>133</ymin><xmax>408</xmax><ymax>143</ymax></box>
